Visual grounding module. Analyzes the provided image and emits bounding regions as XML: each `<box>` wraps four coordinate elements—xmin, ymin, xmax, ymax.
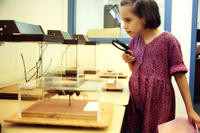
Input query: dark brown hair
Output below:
<box><xmin>120</xmin><ymin>0</ymin><xmax>161</xmax><ymax>29</ymax></box>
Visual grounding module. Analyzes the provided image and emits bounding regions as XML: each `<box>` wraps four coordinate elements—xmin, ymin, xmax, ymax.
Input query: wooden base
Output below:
<box><xmin>22</xmin><ymin>99</ymin><xmax>98</xmax><ymax>120</ymax></box>
<box><xmin>0</xmin><ymin>84</ymin><xmax>55</xmax><ymax>100</ymax></box>
<box><xmin>98</xmin><ymin>71</ymin><xmax>128</xmax><ymax>79</ymax></box>
<box><xmin>102</xmin><ymin>81</ymin><xmax>123</xmax><ymax>91</ymax></box>
<box><xmin>84</xmin><ymin>70</ymin><xmax>98</xmax><ymax>74</ymax></box>
<box><xmin>4</xmin><ymin>100</ymin><xmax>113</xmax><ymax>128</ymax></box>
<box><xmin>0</xmin><ymin>84</ymin><xmax>19</xmax><ymax>99</ymax></box>
<box><xmin>65</xmin><ymin>68</ymin><xmax>84</xmax><ymax>78</ymax></box>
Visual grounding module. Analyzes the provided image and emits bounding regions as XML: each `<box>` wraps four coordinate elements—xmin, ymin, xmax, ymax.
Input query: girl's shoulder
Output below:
<box><xmin>130</xmin><ymin>34</ymin><xmax>141</xmax><ymax>43</ymax></box>
<box><xmin>155</xmin><ymin>31</ymin><xmax>181</xmax><ymax>48</ymax></box>
<box><xmin>161</xmin><ymin>31</ymin><xmax>178</xmax><ymax>43</ymax></box>
<box><xmin>128</xmin><ymin>35</ymin><xmax>141</xmax><ymax>49</ymax></box>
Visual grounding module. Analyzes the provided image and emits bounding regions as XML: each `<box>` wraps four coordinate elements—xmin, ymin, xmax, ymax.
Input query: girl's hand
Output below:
<box><xmin>188</xmin><ymin>109</ymin><xmax>200</xmax><ymax>129</ymax></box>
<box><xmin>122</xmin><ymin>50</ymin><xmax>136</xmax><ymax>63</ymax></box>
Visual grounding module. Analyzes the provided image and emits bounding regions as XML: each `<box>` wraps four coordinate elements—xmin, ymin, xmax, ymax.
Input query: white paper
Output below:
<box><xmin>83</xmin><ymin>102</ymin><xmax>98</xmax><ymax>111</ymax></box>
<box><xmin>107</xmin><ymin>79</ymin><xmax>115</xmax><ymax>84</ymax></box>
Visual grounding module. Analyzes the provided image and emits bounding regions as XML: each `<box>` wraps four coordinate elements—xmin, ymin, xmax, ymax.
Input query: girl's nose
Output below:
<box><xmin>123</xmin><ymin>23</ymin><xmax>128</xmax><ymax>30</ymax></box>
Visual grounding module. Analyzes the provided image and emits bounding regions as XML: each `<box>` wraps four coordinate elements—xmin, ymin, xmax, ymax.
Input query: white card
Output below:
<box><xmin>107</xmin><ymin>79</ymin><xmax>115</xmax><ymax>84</ymax></box>
<box><xmin>83</xmin><ymin>102</ymin><xmax>98</xmax><ymax>111</ymax></box>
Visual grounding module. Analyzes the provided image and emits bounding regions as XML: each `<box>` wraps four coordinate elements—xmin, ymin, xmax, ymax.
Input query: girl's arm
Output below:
<box><xmin>128</xmin><ymin>62</ymin><xmax>133</xmax><ymax>72</ymax></box>
<box><xmin>174</xmin><ymin>72</ymin><xmax>200</xmax><ymax>128</ymax></box>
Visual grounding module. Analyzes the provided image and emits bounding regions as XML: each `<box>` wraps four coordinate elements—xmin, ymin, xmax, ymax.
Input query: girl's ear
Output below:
<box><xmin>142</xmin><ymin>18</ymin><xmax>146</xmax><ymax>25</ymax></box>
<box><xmin>141</xmin><ymin>18</ymin><xmax>147</xmax><ymax>28</ymax></box>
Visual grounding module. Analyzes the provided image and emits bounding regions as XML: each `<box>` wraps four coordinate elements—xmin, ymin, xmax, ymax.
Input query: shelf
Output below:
<box><xmin>85</xmin><ymin>41</ymin><xmax>96</xmax><ymax>45</ymax></box>
<box><xmin>73</xmin><ymin>34</ymin><xmax>97</xmax><ymax>45</ymax></box>
<box><xmin>47</xmin><ymin>30</ymin><xmax>78</xmax><ymax>45</ymax></box>
<box><xmin>0</xmin><ymin>34</ymin><xmax>64</xmax><ymax>43</ymax></box>
<box><xmin>63</xmin><ymin>39</ymin><xmax>78</xmax><ymax>44</ymax></box>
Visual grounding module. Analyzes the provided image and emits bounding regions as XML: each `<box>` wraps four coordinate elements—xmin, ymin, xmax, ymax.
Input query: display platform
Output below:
<box><xmin>98</xmin><ymin>71</ymin><xmax>128</xmax><ymax>79</ymax></box>
<box><xmin>102</xmin><ymin>79</ymin><xmax>123</xmax><ymax>91</ymax></box>
<box><xmin>4</xmin><ymin>99</ymin><xmax>113</xmax><ymax>129</ymax></box>
<box><xmin>0</xmin><ymin>83</ymin><xmax>55</xmax><ymax>100</ymax></box>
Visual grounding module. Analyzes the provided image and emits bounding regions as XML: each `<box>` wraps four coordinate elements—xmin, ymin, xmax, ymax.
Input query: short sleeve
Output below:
<box><xmin>168</xmin><ymin>37</ymin><xmax>188</xmax><ymax>75</ymax></box>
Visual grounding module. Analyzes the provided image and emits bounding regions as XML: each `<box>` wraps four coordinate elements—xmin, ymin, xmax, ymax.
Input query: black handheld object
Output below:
<box><xmin>112</xmin><ymin>39</ymin><xmax>132</xmax><ymax>55</ymax></box>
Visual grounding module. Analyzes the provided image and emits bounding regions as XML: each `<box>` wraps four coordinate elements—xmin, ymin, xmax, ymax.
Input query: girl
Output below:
<box><xmin>120</xmin><ymin>0</ymin><xmax>200</xmax><ymax>133</ymax></box>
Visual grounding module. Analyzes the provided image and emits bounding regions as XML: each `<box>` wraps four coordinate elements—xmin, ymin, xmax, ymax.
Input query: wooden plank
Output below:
<box><xmin>102</xmin><ymin>81</ymin><xmax>123</xmax><ymax>91</ymax></box>
<box><xmin>22</xmin><ymin>99</ymin><xmax>97</xmax><ymax>120</ymax></box>
<box><xmin>98</xmin><ymin>71</ymin><xmax>128</xmax><ymax>79</ymax></box>
<box><xmin>0</xmin><ymin>84</ymin><xmax>55</xmax><ymax>100</ymax></box>
<box><xmin>0</xmin><ymin>84</ymin><xmax>19</xmax><ymax>94</ymax></box>
<box><xmin>4</xmin><ymin>102</ymin><xmax>113</xmax><ymax>128</ymax></box>
<box><xmin>84</xmin><ymin>69</ymin><xmax>99</xmax><ymax>74</ymax></box>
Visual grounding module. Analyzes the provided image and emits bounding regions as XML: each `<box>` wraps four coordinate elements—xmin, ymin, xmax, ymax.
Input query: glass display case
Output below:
<box><xmin>0</xmin><ymin>35</ymin><xmax>108</xmax><ymax>129</ymax></box>
<box><xmin>5</xmin><ymin>76</ymin><xmax>114</xmax><ymax>128</ymax></box>
<box><xmin>0</xmin><ymin>41</ymin><xmax>92</xmax><ymax>99</ymax></box>
<box><xmin>78</xmin><ymin>43</ymin><xmax>97</xmax><ymax>75</ymax></box>
<box><xmin>0</xmin><ymin>20</ymin><xmax>85</xmax><ymax>100</ymax></box>
<box><xmin>42</xmin><ymin>43</ymin><xmax>84</xmax><ymax>79</ymax></box>
<box><xmin>18</xmin><ymin>77</ymin><xmax>103</xmax><ymax>119</ymax></box>
<box><xmin>0</xmin><ymin>21</ymin><xmax>108</xmax><ymax>127</ymax></box>
<box><xmin>0</xmin><ymin>42</ymin><xmax>46</xmax><ymax>100</ymax></box>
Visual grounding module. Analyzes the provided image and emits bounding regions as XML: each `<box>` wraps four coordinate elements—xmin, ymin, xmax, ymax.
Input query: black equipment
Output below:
<box><xmin>112</xmin><ymin>39</ymin><xmax>132</xmax><ymax>55</ymax></box>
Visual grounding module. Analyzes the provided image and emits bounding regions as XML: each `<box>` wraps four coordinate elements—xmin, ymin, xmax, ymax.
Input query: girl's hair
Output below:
<box><xmin>120</xmin><ymin>0</ymin><xmax>161</xmax><ymax>29</ymax></box>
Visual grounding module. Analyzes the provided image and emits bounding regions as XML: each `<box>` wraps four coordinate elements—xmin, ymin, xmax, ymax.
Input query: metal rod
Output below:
<box><xmin>68</xmin><ymin>95</ymin><xmax>71</xmax><ymax>106</ymax></box>
<box><xmin>18</xmin><ymin>86</ymin><xmax>22</xmax><ymax>118</ymax></box>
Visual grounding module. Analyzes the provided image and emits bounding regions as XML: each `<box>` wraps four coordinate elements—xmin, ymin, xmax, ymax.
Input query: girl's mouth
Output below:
<box><xmin>127</xmin><ymin>31</ymin><xmax>131</xmax><ymax>34</ymax></box>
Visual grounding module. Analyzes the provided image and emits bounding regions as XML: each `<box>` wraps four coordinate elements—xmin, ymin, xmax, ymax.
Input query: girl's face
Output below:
<box><xmin>120</xmin><ymin>5</ymin><xmax>145</xmax><ymax>38</ymax></box>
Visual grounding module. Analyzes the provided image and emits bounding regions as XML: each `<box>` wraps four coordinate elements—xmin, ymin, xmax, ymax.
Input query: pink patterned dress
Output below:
<box><xmin>121</xmin><ymin>32</ymin><xmax>188</xmax><ymax>133</ymax></box>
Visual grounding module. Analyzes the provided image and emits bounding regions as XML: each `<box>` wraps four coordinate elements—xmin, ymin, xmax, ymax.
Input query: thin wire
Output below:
<box><xmin>20</xmin><ymin>53</ymin><xmax>28</xmax><ymax>82</ymax></box>
<box><xmin>61</xmin><ymin>45</ymin><xmax>70</xmax><ymax>65</ymax></box>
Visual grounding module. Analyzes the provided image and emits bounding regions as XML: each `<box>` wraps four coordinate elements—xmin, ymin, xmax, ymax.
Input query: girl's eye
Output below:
<box><xmin>125</xmin><ymin>18</ymin><xmax>131</xmax><ymax>23</ymax></box>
